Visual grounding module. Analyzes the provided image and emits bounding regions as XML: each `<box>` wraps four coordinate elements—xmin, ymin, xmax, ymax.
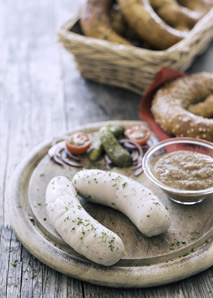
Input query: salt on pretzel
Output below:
<box><xmin>151</xmin><ymin>73</ymin><xmax>213</xmax><ymax>142</ymax></box>
<box><xmin>117</xmin><ymin>0</ymin><xmax>187</xmax><ymax>49</ymax></box>
<box><xmin>150</xmin><ymin>0</ymin><xmax>202</xmax><ymax>31</ymax></box>
<box><xmin>80</xmin><ymin>0</ymin><xmax>131</xmax><ymax>45</ymax></box>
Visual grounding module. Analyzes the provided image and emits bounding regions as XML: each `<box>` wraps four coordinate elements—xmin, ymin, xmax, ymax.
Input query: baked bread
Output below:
<box><xmin>150</xmin><ymin>0</ymin><xmax>201</xmax><ymax>31</ymax></box>
<box><xmin>80</xmin><ymin>0</ymin><xmax>211</xmax><ymax>49</ymax></box>
<box><xmin>188</xmin><ymin>94</ymin><xmax>213</xmax><ymax>118</ymax></box>
<box><xmin>80</xmin><ymin>0</ymin><xmax>131</xmax><ymax>45</ymax></box>
<box><xmin>117</xmin><ymin>0</ymin><xmax>187</xmax><ymax>49</ymax></box>
<box><xmin>151</xmin><ymin>73</ymin><xmax>213</xmax><ymax>141</ymax></box>
<box><xmin>178</xmin><ymin>0</ymin><xmax>212</xmax><ymax>14</ymax></box>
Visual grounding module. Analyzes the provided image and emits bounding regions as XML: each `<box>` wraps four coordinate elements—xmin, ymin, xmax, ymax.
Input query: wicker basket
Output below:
<box><xmin>58</xmin><ymin>10</ymin><xmax>213</xmax><ymax>94</ymax></box>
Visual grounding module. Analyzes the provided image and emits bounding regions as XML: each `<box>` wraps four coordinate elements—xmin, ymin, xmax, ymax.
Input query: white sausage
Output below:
<box><xmin>45</xmin><ymin>176</ymin><xmax>125</xmax><ymax>266</ymax></box>
<box><xmin>73</xmin><ymin>170</ymin><xmax>171</xmax><ymax>237</ymax></box>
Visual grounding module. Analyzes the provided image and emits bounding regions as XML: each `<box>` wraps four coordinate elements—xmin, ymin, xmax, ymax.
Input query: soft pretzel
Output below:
<box><xmin>117</xmin><ymin>0</ymin><xmax>187</xmax><ymax>49</ymax></box>
<box><xmin>151</xmin><ymin>73</ymin><xmax>213</xmax><ymax>142</ymax></box>
<box><xmin>80</xmin><ymin>0</ymin><xmax>131</xmax><ymax>45</ymax></box>
<box><xmin>109</xmin><ymin>5</ymin><xmax>153</xmax><ymax>48</ymax></box>
<box><xmin>109</xmin><ymin>4</ymin><xmax>126</xmax><ymax>36</ymax></box>
<box><xmin>150</xmin><ymin>0</ymin><xmax>201</xmax><ymax>31</ymax></box>
<box><xmin>178</xmin><ymin>0</ymin><xmax>212</xmax><ymax>14</ymax></box>
<box><xmin>188</xmin><ymin>94</ymin><xmax>213</xmax><ymax>118</ymax></box>
<box><xmin>109</xmin><ymin>4</ymin><xmax>141</xmax><ymax>41</ymax></box>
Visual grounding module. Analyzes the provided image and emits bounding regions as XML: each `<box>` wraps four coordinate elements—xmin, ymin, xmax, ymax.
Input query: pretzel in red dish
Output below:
<box><xmin>151</xmin><ymin>73</ymin><xmax>213</xmax><ymax>142</ymax></box>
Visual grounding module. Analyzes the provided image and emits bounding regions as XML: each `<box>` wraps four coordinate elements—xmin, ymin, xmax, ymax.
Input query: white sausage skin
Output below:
<box><xmin>46</xmin><ymin>176</ymin><xmax>125</xmax><ymax>266</ymax></box>
<box><xmin>73</xmin><ymin>170</ymin><xmax>171</xmax><ymax>237</ymax></box>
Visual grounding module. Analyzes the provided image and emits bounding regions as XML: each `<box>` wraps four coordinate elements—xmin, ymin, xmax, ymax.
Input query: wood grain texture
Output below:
<box><xmin>0</xmin><ymin>0</ymin><xmax>213</xmax><ymax>297</ymax></box>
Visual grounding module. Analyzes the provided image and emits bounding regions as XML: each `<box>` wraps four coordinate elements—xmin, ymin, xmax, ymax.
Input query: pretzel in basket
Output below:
<box><xmin>178</xmin><ymin>0</ymin><xmax>212</xmax><ymax>14</ymax></box>
<box><xmin>80</xmin><ymin>0</ymin><xmax>211</xmax><ymax>49</ymax></box>
<box><xmin>80</xmin><ymin>0</ymin><xmax>131</xmax><ymax>45</ymax></box>
<box><xmin>151</xmin><ymin>73</ymin><xmax>213</xmax><ymax>142</ymax></box>
<box><xmin>150</xmin><ymin>0</ymin><xmax>202</xmax><ymax>31</ymax></box>
<box><xmin>117</xmin><ymin>0</ymin><xmax>187</xmax><ymax>49</ymax></box>
<box><xmin>109</xmin><ymin>4</ymin><xmax>142</xmax><ymax>42</ymax></box>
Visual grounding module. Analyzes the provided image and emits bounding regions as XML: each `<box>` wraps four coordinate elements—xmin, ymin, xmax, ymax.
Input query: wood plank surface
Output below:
<box><xmin>0</xmin><ymin>0</ymin><xmax>213</xmax><ymax>297</ymax></box>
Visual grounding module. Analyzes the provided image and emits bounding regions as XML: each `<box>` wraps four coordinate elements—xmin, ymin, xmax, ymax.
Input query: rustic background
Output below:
<box><xmin>0</xmin><ymin>0</ymin><xmax>213</xmax><ymax>297</ymax></box>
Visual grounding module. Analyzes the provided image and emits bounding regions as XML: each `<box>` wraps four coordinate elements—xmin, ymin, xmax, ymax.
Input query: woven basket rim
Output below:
<box><xmin>58</xmin><ymin>8</ymin><xmax>213</xmax><ymax>56</ymax></box>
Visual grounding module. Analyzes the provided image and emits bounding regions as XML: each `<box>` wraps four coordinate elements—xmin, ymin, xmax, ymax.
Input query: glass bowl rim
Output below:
<box><xmin>142</xmin><ymin>137</ymin><xmax>213</xmax><ymax>196</ymax></box>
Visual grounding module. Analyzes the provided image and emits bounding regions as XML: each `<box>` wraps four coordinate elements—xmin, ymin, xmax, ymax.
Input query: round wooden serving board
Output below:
<box><xmin>8</xmin><ymin>121</ymin><xmax>213</xmax><ymax>288</ymax></box>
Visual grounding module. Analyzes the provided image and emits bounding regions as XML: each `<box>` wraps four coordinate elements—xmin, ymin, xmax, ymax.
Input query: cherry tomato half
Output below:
<box><xmin>124</xmin><ymin>124</ymin><xmax>151</xmax><ymax>145</ymax></box>
<box><xmin>65</xmin><ymin>132</ymin><xmax>91</xmax><ymax>155</ymax></box>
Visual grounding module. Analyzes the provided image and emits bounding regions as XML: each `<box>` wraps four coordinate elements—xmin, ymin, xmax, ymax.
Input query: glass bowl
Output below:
<box><xmin>142</xmin><ymin>138</ymin><xmax>213</xmax><ymax>205</ymax></box>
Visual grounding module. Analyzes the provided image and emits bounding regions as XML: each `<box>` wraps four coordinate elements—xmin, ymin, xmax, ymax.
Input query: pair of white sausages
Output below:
<box><xmin>46</xmin><ymin>170</ymin><xmax>171</xmax><ymax>266</ymax></box>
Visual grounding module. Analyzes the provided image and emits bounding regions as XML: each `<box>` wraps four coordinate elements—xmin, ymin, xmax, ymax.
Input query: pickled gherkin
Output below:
<box><xmin>99</xmin><ymin>126</ymin><xmax>132</xmax><ymax>167</ymax></box>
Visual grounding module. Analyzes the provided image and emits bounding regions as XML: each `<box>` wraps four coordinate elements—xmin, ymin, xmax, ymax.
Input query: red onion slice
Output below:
<box><xmin>131</xmin><ymin>150</ymin><xmax>139</xmax><ymax>162</ymax></box>
<box><xmin>132</xmin><ymin>163</ymin><xmax>143</xmax><ymax>170</ymax></box>
<box><xmin>120</xmin><ymin>138</ymin><xmax>146</xmax><ymax>176</ymax></box>
<box><xmin>134</xmin><ymin>166</ymin><xmax>144</xmax><ymax>177</ymax></box>
<box><xmin>104</xmin><ymin>154</ymin><xmax>112</xmax><ymax>164</ymax></box>
<box><xmin>120</xmin><ymin>139</ymin><xmax>137</xmax><ymax>150</ymax></box>
<box><xmin>55</xmin><ymin>145</ymin><xmax>64</xmax><ymax>157</ymax></box>
<box><xmin>120</xmin><ymin>139</ymin><xmax>143</xmax><ymax>156</ymax></box>
<box><xmin>61</xmin><ymin>150</ymin><xmax>83</xmax><ymax>168</ymax></box>
<box><xmin>141</xmin><ymin>144</ymin><xmax>149</xmax><ymax>152</ymax></box>
<box><xmin>52</xmin><ymin>154</ymin><xmax>64</xmax><ymax>166</ymax></box>
<box><xmin>49</xmin><ymin>141</ymin><xmax>82</xmax><ymax>167</ymax></box>
<box><xmin>64</xmin><ymin>146</ymin><xmax>81</xmax><ymax>162</ymax></box>
<box><xmin>48</xmin><ymin>141</ymin><xmax>65</xmax><ymax>158</ymax></box>
<box><xmin>104</xmin><ymin>154</ymin><xmax>113</xmax><ymax>170</ymax></box>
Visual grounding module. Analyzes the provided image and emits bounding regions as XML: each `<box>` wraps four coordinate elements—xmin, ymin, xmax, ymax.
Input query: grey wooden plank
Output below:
<box><xmin>60</xmin><ymin>49</ymin><xmax>141</xmax><ymax>131</ymax></box>
<box><xmin>80</xmin><ymin>271</ymin><xmax>213</xmax><ymax>298</ymax></box>
<box><xmin>52</xmin><ymin>273</ymin><xmax>68</xmax><ymax>298</ymax></box>
<box><xmin>180</xmin><ymin>268</ymin><xmax>213</xmax><ymax>298</ymax></box>
<box><xmin>82</xmin><ymin>281</ymin><xmax>185</xmax><ymax>298</ymax></box>
<box><xmin>0</xmin><ymin>85</ymin><xmax>11</xmax><ymax>233</ymax></box>
<box><xmin>0</xmin><ymin>0</ymin><xmax>69</xmax><ymax>297</ymax></box>
<box><xmin>0</xmin><ymin>226</ymin><xmax>13</xmax><ymax>298</ymax></box>
<box><xmin>41</xmin><ymin>267</ymin><xmax>83</xmax><ymax>298</ymax></box>
<box><xmin>189</xmin><ymin>41</ymin><xmax>213</xmax><ymax>73</ymax></box>
<box><xmin>21</xmin><ymin>247</ymin><xmax>44</xmax><ymax>298</ymax></box>
<box><xmin>2</xmin><ymin>227</ymin><xmax>23</xmax><ymax>298</ymax></box>
<box><xmin>0</xmin><ymin>0</ymin><xmax>10</xmax><ymax>234</ymax></box>
<box><xmin>42</xmin><ymin>267</ymin><xmax>67</xmax><ymax>298</ymax></box>
<box><xmin>67</xmin><ymin>276</ymin><xmax>83</xmax><ymax>298</ymax></box>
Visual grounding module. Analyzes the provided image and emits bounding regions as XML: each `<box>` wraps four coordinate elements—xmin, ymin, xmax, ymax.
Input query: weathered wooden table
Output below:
<box><xmin>0</xmin><ymin>1</ymin><xmax>213</xmax><ymax>297</ymax></box>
